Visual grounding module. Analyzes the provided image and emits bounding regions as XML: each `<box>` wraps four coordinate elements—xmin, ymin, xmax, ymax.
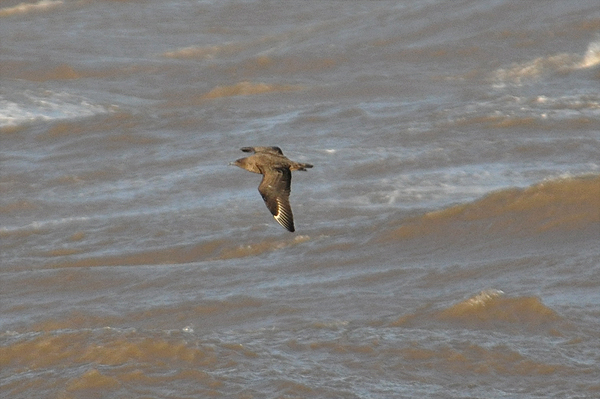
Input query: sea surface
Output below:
<box><xmin>1</xmin><ymin>0</ymin><xmax>600</xmax><ymax>398</ymax></box>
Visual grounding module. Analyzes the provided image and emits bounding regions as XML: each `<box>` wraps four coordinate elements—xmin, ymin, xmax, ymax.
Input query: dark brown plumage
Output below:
<box><xmin>230</xmin><ymin>146</ymin><xmax>313</xmax><ymax>232</ymax></box>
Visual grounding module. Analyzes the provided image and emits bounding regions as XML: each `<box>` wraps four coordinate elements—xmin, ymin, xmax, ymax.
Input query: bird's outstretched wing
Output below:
<box><xmin>241</xmin><ymin>146</ymin><xmax>284</xmax><ymax>156</ymax></box>
<box><xmin>258</xmin><ymin>167</ymin><xmax>294</xmax><ymax>232</ymax></box>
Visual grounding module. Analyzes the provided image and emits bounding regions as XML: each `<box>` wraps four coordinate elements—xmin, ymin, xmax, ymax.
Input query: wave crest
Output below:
<box><xmin>383</xmin><ymin>175</ymin><xmax>600</xmax><ymax>241</ymax></box>
<box><xmin>393</xmin><ymin>290</ymin><xmax>562</xmax><ymax>332</ymax></box>
<box><xmin>438</xmin><ymin>290</ymin><xmax>560</xmax><ymax>325</ymax></box>
<box><xmin>493</xmin><ymin>39</ymin><xmax>600</xmax><ymax>87</ymax></box>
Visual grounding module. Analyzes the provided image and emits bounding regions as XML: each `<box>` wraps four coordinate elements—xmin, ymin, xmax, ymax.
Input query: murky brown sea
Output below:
<box><xmin>2</xmin><ymin>0</ymin><xmax>600</xmax><ymax>398</ymax></box>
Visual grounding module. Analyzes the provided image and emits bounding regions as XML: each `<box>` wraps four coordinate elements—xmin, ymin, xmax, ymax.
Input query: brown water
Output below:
<box><xmin>2</xmin><ymin>0</ymin><xmax>600</xmax><ymax>398</ymax></box>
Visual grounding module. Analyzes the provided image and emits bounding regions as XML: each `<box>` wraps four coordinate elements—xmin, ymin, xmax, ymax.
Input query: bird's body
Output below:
<box><xmin>231</xmin><ymin>146</ymin><xmax>313</xmax><ymax>232</ymax></box>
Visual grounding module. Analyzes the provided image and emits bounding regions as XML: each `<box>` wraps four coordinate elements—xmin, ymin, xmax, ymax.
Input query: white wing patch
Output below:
<box><xmin>273</xmin><ymin>197</ymin><xmax>294</xmax><ymax>232</ymax></box>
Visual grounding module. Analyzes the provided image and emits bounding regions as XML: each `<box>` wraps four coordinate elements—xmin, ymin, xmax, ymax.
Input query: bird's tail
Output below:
<box><xmin>292</xmin><ymin>162</ymin><xmax>313</xmax><ymax>171</ymax></box>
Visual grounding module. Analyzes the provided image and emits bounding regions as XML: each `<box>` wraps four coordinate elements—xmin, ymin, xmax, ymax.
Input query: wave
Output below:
<box><xmin>381</xmin><ymin>175</ymin><xmax>600</xmax><ymax>241</ymax></box>
<box><xmin>437</xmin><ymin>290</ymin><xmax>560</xmax><ymax>324</ymax></box>
<box><xmin>3</xmin><ymin>62</ymin><xmax>156</xmax><ymax>83</ymax></box>
<box><xmin>0</xmin><ymin>199</ymin><xmax>37</xmax><ymax>214</ymax></box>
<box><xmin>492</xmin><ymin>39</ymin><xmax>600</xmax><ymax>87</ymax></box>
<box><xmin>201</xmin><ymin>81</ymin><xmax>303</xmax><ymax>100</ymax></box>
<box><xmin>218</xmin><ymin>235</ymin><xmax>310</xmax><ymax>260</ymax></box>
<box><xmin>441</xmin><ymin>94</ymin><xmax>600</xmax><ymax>132</ymax></box>
<box><xmin>580</xmin><ymin>40</ymin><xmax>600</xmax><ymax>69</ymax></box>
<box><xmin>48</xmin><ymin>235</ymin><xmax>311</xmax><ymax>268</ymax></box>
<box><xmin>0</xmin><ymin>0</ymin><xmax>63</xmax><ymax>17</ymax></box>
<box><xmin>0</xmin><ymin>327</ymin><xmax>225</xmax><ymax>396</ymax></box>
<box><xmin>393</xmin><ymin>289</ymin><xmax>562</xmax><ymax>331</ymax></box>
<box><xmin>0</xmin><ymin>90</ymin><xmax>109</xmax><ymax>127</ymax></box>
<box><xmin>15</xmin><ymin>63</ymin><xmax>82</xmax><ymax>82</ymax></box>
<box><xmin>162</xmin><ymin>43</ymin><xmax>244</xmax><ymax>60</ymax></box>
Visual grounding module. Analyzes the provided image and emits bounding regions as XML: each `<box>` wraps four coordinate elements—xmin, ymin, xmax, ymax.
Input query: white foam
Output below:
<box><xmin>578</xmin><ymin>40</ymin><xmax>600</xmax><ymax>69</ymax></box>
<box><xmin>462</xmin><ymin>289</ymin><xmax>505</xmax><ymax>308</ymax></box>
<box><xmin>0</xmin><ymin>0</ymin><xmax>63</xmax><ymax>17</ymax></box>
<box><xmin>492</xmin><ymin>38</ymin><xmax>600</xmax><ymax>87</ymax></box>
<box><xmin>492</xmin><ymin>53</ymin><xmax>576</xmax><ymax>87</ymax></box>
<box><xmin>0</xmin><ymin>90</ymin><xmax>108</xmax><ymax>127</ymax></box>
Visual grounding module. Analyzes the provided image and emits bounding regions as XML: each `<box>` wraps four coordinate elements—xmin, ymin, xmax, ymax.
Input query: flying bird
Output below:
<box><xmin>230</xmin><ymin>146</ymin><xmax>313</xmax><ymax>232</ymax></box>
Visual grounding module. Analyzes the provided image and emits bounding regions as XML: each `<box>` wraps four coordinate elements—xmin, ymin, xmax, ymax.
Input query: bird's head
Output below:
<box><xmin>229</xmin><ymin>158</ymin><xmax>245</xmax><ymax>168</ymax></box>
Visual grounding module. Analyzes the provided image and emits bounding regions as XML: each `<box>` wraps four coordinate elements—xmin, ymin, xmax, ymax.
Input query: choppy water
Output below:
<box><xmin>2</xmin><ymin>0</ymin><xmax>600</xmax><ymax>398</ymax></box>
